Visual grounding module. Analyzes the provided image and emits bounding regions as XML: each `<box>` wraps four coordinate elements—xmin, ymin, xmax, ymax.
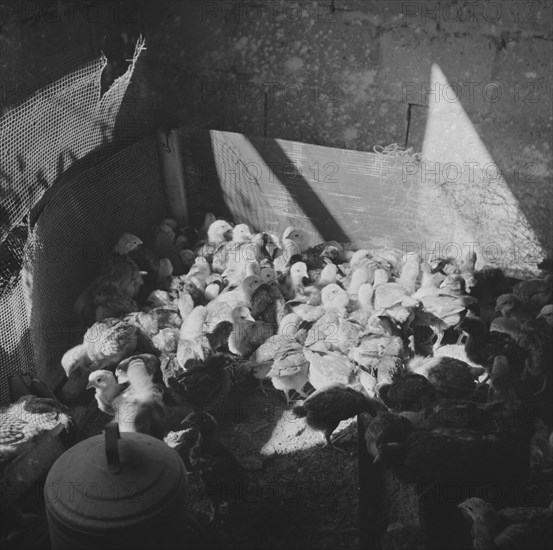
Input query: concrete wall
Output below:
<box><xmin>2</xmin><ymin>0</ymin><xmax>552</xmax><ymax>252</ymax></box>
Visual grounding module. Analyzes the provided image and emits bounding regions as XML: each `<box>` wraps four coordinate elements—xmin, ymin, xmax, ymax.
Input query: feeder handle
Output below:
<box><xmin>105</xmin><ymin>422</ymin><xmax>122</xmax><ymax>474</ymax></box>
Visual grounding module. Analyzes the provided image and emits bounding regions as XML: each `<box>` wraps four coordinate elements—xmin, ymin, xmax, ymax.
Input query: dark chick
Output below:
<box><xmin>293</xmin><ymin>384</ymin><xmax>386</xmax><ymax>448</ymax></box>
<box><xmin>512</xmin><ymin>274</ymin><xmax>553</xmax><ymax>315</ymax></box>
<box><xmin>459</xmin><ymin>497</ymin><xmax>553</xmax><ymax>550</ymax></box>
<box><xmin>166</xmin><ymin>353</ymin><xmax>231</xmax><ymax>412</ymax></box>
<box><xmin>379</xmin><ymin>373</ymin><xmax>438</xmax><ymax>421</ymax></box>
<box><xmin>182</xmin><ymin>412</ymin><xmax>248</xmax><ymax>506</ymax></box>
<box><xmin>364</xmin><ymin>410</ymin><xmax>414</xmax><ymax>459</ymax></box>
<box><xmin>460</xmin><ymin>316</ymin><xmax>527</xmax><ymax>376</ymax></box>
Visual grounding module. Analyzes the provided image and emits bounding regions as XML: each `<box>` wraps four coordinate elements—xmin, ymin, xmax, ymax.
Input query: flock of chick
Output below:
<box><xmin>60</xmin><ymin>214</ymin><xmax>553</xmax><ymax>549</ymax></box>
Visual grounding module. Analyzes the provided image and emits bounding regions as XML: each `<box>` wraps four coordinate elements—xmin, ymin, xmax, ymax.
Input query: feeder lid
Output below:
<box><xmin>44</xmin><ymin>423</ymin><xmax>187</xmax><ymax>530</ymax></box>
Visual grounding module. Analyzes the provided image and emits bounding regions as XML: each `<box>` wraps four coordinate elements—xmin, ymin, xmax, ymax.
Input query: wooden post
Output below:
<box><xmin>156</xmin><ymin>129</ymin><xmax>189</xmax><ymax>227</ymax></box>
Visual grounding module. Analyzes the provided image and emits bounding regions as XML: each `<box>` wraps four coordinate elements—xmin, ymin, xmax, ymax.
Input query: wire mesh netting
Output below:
<box><xmin>0</xmin><ymin>38</ymin><xmax>161</xmax><ymax>404</ymax></box>
<box><xmin>25</xmin><ymin>136</ymin><xmax>167</xmax><ymax>399</ymax></box>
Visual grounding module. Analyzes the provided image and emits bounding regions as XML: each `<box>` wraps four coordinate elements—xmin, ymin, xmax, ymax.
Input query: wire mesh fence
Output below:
<box><xmin>0</xmin><ymin>38</ymin><xmax>159</xmax><ymax>404</ymax></box>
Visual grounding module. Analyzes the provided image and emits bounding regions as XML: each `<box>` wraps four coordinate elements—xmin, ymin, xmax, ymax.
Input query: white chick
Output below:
<box><xmin>177</xmin><ymin>305</ymin><xmax>211</xmax><ymax>367</ymax></box>
<box><xmin>397</xmin><ymin>252</ymin><xmax>421</xmax><ymax>295</ymax></box>
<box><xmin>349</xmin><ymin>249</ymin><xmax>372</xmax><ymax>270</ymax></box>
<box><xmin>318</xmin><ymin>263</ymin><xmax>338</xmax><ymax>286</ymax></box>
<box><xmin>373</xmin><ymin>268</ymin><xmax>390</xmax><ymax>286</ymax></box>
<box><xmin>87</xmin><ymin>360</ymin><xmax>165</xmax><ymax>438</ymax></box>
<box><xmin>177</xmin><ymin>291</ymin><xmax>195</xmax><ymax>320</ymax></box>
<box><xmin>232</xmin><ymin>224</ymin><xmax>253</xmax><ymax>243</ymax></box>
<box><xmin>204</xmin><ymin>274</ymin><xmax>225</xmax><ymax>302</ymax></box>
<box><xmin>187</xmin><ymin>257</ymin><xmax>211</xmax><ymax>288</ymax></box>
<box><xmin>279</xmin><ymin>262</ymin><xmax>309</xmax><ymax>300</ymax></box>
<box><xmin>321</xmin><ymin>284</ymin><xmax>349</xmax><ymax>312</ymax></box>
<box><xmin>347</xmin><ymin>267</ymin><xmax>371</xmax><ymax>296</ymax></box>
<box><xmin>207</xmin><ymin>220</ymin><xmax>233</xmax><ymax>243</ymax></box>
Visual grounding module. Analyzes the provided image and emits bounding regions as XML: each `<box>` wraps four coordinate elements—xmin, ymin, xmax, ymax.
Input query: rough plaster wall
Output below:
<box><xmin>1</xmin><ymin>0</ymin><xmax>551</xmax><ymax>254</ymax></box>
<box><xmin>142</xmin><ymin>0</ymin><xmax>552</xmax><ymax>254</ymax></box>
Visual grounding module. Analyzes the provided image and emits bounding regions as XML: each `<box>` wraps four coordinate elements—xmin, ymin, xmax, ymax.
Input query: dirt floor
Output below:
<box><xmin>213</xmin><ymin>380</ymin><xmax>361</xmax><ymax>550</ymax></box>
<box><xmin>30</xmin><ymin>379</ymin><xmax>363</xmax><ymax>550</ymax></box>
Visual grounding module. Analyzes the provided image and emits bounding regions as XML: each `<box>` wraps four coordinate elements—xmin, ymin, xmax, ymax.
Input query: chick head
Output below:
<box><xmin>350</xmin><ymin>249</ymin><xmax>372</xmax><ymax>269</ymax></box>
<box><xmin>207</xmin><ymin>220</ymin><xmax>233</xmax><ymax>243</ymax></box>
<box><xmin>160</xmin><ymin>218</ymin><xmax>178</xmax><ymax>230</ymax></box>
<box><xmin>373</xmin><ymin>442</ymin><xmax>405</xmax><ymax>467</ymax></box>
<box><xmin>322</xmin><ymin>284</ymin><xmax>349</xmax><ymax>309</ymax></box>
<box><xmin>430</xmin><ymin>257</ymin><xmax>458</xmax><ymax>275</ymax></box>
<box><xmin>232</xmin><ymin>306</ymin><xmax>255</xmax><ymax>323</ymax></box>
<box><xmin>440</xmin><ymin>273</ymin><xmax>466</xmax><ymax>293</ymax></box>
<box><xmin>537</xmin><ymin>304</ymin><xmax>553</xmax><ymax>326</ymax></box>
<box><xmin>242</xmin><ymin>274</ymin><xmax>263</xmax><ymax>295</ymax></box>
<box><xmin>457</xmin><ymin>497</ymin><xmax>496</xmax><ymax>524</ymax></box>
<box><xmin>174</xmin><ymin>235</ymin><xmax>189</xmax><ymax>250</ymax></box>
<box><xmin>282</xmin><ymin>239</ymin><xmax>302</xmax><ymax>260</ymax></box>
<box><xmin>282</xmin><ymin>227</ymin><xmax>310</xmax><ymax>252</ymax></box>
<box><xmin>260</xmin><ymin>266</ymin><xmax>276</xmax><ymax>284</ymax></box>
<box><xmin>495</xmin><ymin>293</ymin><xmax>522</xmax><ymax>316</ymax></box>
<box><xmin>182</xmin><ymin>411</ymin><xmax>219</xmax><ymax>442</ymax></box>
<box><xmin>86</xmin><ymin>369</ymin><xmax>117</xmax><ymax>391</ymax></box>
<box><xmin>319</xmin><ymin>243</ymin><xmax>341</xmax><ymax>262</ymax></box>
<box><xmin>179</xmin><ymin>249</ymin><xmax>197</xmax><ymax>269</ymax></box>
<box><xmin>232</xmin><ymin>224</ymin><xmax>253</xmax><ymax>243</ymax></box>
<box><xmin>290</xmin><ymin>262</ymin><xmax>309</xmax><ymax>284</ymax></box>
<box><xmin>114</xmin><ymin>233</ymin><xmax>143</xmax><ymax>255</ymax></box>
<box><xmin>158</xmin><ymin>223</ymin><xmax>176</xmax><ymax>242</ymax></box>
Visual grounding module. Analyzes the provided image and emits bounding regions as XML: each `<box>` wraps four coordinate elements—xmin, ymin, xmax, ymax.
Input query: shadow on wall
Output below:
<box><xmin>417</xmin><ymin>63</ymin><xmax>548</xmax><ymax>274</ymax></box>
<box><xmin>245</xmin><ymin>137</ymin><xmax>350</xmax><ymax>243</ymax></box>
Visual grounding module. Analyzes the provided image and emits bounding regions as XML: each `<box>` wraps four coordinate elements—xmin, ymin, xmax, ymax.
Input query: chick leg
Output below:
<box><xmin>456</xmin><ymin>331</ymin><xmax>468</xmax><ymax>345</ymax></box>
<box><xmin>283</xmin><ymin>390</ymin><xmax>291</xmax><ymax>406</ymax></box>
<box><xmin>258</xmin><ymin>379</ymin><xmax>269</xmax><ymax>395</ymax></box>
<box><xmin>323</xmin><ymin>429</ymin><xmax>346</xmax><ymax>453</ymax></box>
<box><xmin>431</xmin><ymin>328</ymin><xmax>444</xmax><ymax>351</ymax></box>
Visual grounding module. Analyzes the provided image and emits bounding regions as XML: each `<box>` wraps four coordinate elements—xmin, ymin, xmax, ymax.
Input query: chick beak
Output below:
<box><xmin>223</xmin><ymin>228</ymin><xmax>233</xmax><ymax>241</ymax></box>
<box><xmin>302</xmin><ymin>276</ymin><xmax>312</xmax><ymax>285</ymax></box>
<box><xmin>242</xmin><ymin>310</ymin><xmax>255</xmax><ymax>322</ymax></box>
<box><xmin>85</xmin><ymin>382</ymin><xmax>93</xmax><ymax>390</ymax></box>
